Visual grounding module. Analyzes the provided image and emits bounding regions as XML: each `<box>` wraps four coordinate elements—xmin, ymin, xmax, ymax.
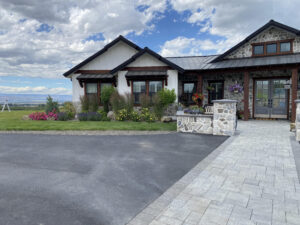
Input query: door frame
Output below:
<box><xmin>252</xmin><ymin>76</ymin><xmax>290</xmax><ymax>120</ymax></box>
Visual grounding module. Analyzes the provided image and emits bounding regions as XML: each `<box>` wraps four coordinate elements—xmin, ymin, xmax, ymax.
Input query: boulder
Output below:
<box><xmin>161</xmin><ymin>116</ymin><xmax>172</xmax><ymax>123</ymax></box>
<box><xmin>22</xmin><ymin>115</ymin><xmax>30</xmax><ymax>120</ymax></box>
<box><xmin>107</xmin><ymin>111</ymin><xmax>115</xmax><ymax>120</ymax></box>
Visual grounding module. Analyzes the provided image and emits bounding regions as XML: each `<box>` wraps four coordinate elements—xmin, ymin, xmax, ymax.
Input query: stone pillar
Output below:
<box><xmin>213</xmin><ymin>99</ymin><xmax>237</xmax><ymax>136</ymax></box>
<box><xmin>296</xmin><ymin>100</ymin><xmax>300</xmax><ymax>141</ymax></box>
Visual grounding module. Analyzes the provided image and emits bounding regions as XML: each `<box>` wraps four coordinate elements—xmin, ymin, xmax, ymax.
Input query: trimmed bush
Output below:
<box><xmin>115</xmin><ymin>109</ymin><xmax>129</xmax><ymax>121</ymax></box>
<box><xmin>101</xmin><ymin>86</ymin><xmax>115</xmax><ymax>113</ymax></box>
<box><xmin>45</xmin><ymin>95</ymin><xmax>59</xmax><ymax>114</ymax></box>
<box><xmin>157</xmin><ymin>89</ymin><xmax>176</xmax><ymax>107</ymax></box>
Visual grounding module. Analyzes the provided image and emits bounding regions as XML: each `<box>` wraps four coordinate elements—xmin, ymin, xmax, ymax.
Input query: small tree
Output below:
<box><xmin>45</xmin><ymin>95</ymin><xmax>59</xmax><ymax>114</ymax></box>
<box><xmin>101</xmin><ymin>86</ymin><xmax>115</xmax><ymax>113</ymax></box>
<box><xmin>152</xmin><ymin>89</ymin><xmax>176</xmax><ymax>119</ymax></box>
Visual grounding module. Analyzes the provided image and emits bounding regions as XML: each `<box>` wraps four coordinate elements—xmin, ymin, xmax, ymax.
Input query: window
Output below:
<box><xmin>252</xmin><ymin>40</ymin><xmax>293</xmax><ymax>56</ymax></box>
<box><xmin>133</xmin><ymin>81</ymin><xmax>146</xmax><ymax>104</ymax></box>
<box><xmin>149</xmin><ymin>81</ymin><xmax>163</xmax><ymax>99</ymax></box>
<box><xmin>280</xmin><ymin>42</ymin><xmax>291</xmax><ymax>52</ymax></box>
<box><xmin>208</xmin><ymin>81</ymin><xmax>224</xmax><ymax>104</ymax></box>
<box><xmin>85</xmin><ymin>82</ymin><xmax>113</xmax><ymax>104</ymax></box>
<box><xmin>266</xmin><ymin>43</ymin><xmax>277</xmax><ymax>54</ymax></box>
<box><xmin>182</xmin><ymin>83</ymin><xmax>196</xmax><ymax>105</ymax></box>
<box><xmin>86</xmin><ymin>83</ymin><xmax>97</xmax><ymax>95</ymax></box>
<box><xmin>253</xmin><ymin>45</ymin><xmax>264</xmax><ymax>55</ymax></box>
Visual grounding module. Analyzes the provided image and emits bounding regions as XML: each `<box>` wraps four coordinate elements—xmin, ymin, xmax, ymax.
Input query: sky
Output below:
<box><xmin>0</xmin><ymin>0</ymin><xmax>300</xmax><ymax>96</ymax></box>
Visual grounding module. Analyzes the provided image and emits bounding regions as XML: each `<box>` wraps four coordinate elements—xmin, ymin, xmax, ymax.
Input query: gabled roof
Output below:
<box><xmin>63</xmin><ymin>35</ymin><xmax>142</xmax><ymax>77</ymax></box>
<box><xmin>110</xmin><ymin>47</ymin><xmax>184</xmax><ymax>74</ymax></box>
<box><xmin>212</xmin><ymin>20</ymin><xmax>300</xmax><ymax>62</ymax></box>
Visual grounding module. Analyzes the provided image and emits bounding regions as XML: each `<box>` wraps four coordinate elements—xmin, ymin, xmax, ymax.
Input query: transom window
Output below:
<box><xmin>252</xmin><ymin>39</ymin><xmax>293</xmax><ymax>56</ymax></box>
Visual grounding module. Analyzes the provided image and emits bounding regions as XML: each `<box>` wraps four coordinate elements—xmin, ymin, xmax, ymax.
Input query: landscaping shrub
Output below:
<box><xmin>29</xmin><ymin>112</ymin><xmax>48</xmax><ymax>120</ymax></box>
<box><xmin>140</xmin><ymin>94</ymin><xmax>151</xmax><ymax>108</ymax></box>
<box><xmin>110</xmin><ymin>91</ymin><xmax>125</xmax><ymax>113</ymax></box>
<box><xmin>45</xmin><ymin>95</ymin><xmax>59</xmax><ymax>114</ymax></box>
<box><xmin>98</xmin><ymin>109</ymin><xmax>111</xmax><ymax>121</ymax></box>
<box><xmin>140</xmin><ymin>108</ymin><xmax>156</xmax><ymax>122</ymax></box>
<box><xmin>57</xmin><ymin>112</ymin><xmax>69</xmax><ymax>121</ymax></box>
<box><xmin>47</xmin><ymin>111</ymin><xmax>58</xmax><ymax>120</ymax></box>
<box><xmin>115</xmin><ymin>109</ymin><xmax>129</xmax><ymax>121</ymax></box>
<box><xmin>130</xmin><ymin>111</ymin><xmax>141</xmax><ymax>122</ymax></box>
<box><xmin>152</xmin><ymin>94</ymin><xmax>165</xmax><ymax>120</ymax></box>
<box><xmin>101</xmin><ymin>86</ymin><xmax>115</xmax><ymax>113</ymax></box>
<box><xmin>77</xmin><ymin>112</ymin><xmax>102</xmax><ymax>121</ymax></box>
<box><xmin>157</xmin><ymin>89</ymin><xmax>176</xmax><ymax>107</ymax></box>
<box><xmin>80</xmin><ymin>95</ymin><xmax>89</xmax><ymax>112</ymax></box>
<box><xmin>124</xmin><ymin>93</ymin><xmax>134</xmax><ymax>112</ymax></box>
<box><xmin>63</xmin><ymin>102</ymin><xmax>76</xmax><ymax>119</ymax></box>
<box><xmin>89</xmin><ymin>94</ymin><xmax>99</xmax><ymax>112</ymax></box>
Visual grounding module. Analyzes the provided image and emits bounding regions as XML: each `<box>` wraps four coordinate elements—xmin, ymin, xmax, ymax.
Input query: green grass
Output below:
<box><xmin>0</xmin><ymin>110</ymin><xmax>176</xmax><ymax>131</ymax></box>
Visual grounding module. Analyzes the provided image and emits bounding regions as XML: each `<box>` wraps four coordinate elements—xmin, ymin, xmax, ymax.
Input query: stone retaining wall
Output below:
<box><xmin>296</xmin><ymin>100</ymin><xmax>300</xmax><ymax>141</ymax></box>
<box><xmin>177</xmin><ymin>99</ymin><xmax>237</xmax><ymax>136</ymax></box>
<box><xmin>177</xmin><ymin>114</ymin><xmax>213</xmax><ymax>134</ymax></box>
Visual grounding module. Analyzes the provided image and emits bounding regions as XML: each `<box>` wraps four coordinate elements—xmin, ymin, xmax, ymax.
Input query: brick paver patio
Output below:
<box><xmin>128</xmin><ymin>120</ymin><xmax>300</xmax><ymax>225</ymax></box>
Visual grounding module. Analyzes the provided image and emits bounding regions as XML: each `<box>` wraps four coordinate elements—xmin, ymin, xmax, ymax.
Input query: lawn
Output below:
<box><xmin>0</xmin><ymin>110</ymin><xmax>176</xmax><ymax>131</ymax></box>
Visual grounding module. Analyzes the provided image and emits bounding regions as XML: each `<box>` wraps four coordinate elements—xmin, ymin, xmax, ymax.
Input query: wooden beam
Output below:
<box><xmin>244</xmin><ymin>71</ymin><xmax>249</xmax><ymax>121</ymax></box>
<box><xmin>75</xmin><ymin>70</ymin><xmax>110</xmax><ymax>74</ymax></box>
<box><xmin>197</xmin><ymin>75</ymin><xmax>203</xmax><ymax>93</ymax></box>
<box><xmin>291</xmin><ymin>67</ymin><xmax>298</xmax><ymax>122</ymax></box>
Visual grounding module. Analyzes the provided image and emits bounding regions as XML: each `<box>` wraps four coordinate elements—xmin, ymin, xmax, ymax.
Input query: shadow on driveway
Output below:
<box><xmin>0</xmin><ymin>133</ymin><xmax>227</xmax><ymax>225</ymax></box>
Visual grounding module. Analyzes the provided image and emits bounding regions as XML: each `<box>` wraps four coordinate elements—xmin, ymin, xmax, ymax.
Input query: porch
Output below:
<box><xmin>179</xmin><ymin>66</ymin><xmax>300</xmax><ymax>122</ymax></box>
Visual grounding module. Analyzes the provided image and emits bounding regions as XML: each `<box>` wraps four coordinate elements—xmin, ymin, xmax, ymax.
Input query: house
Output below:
<box><xmin>63</xmin><ymin>20</ymin><xmax>300</xmax><ymax>121</ymax></box>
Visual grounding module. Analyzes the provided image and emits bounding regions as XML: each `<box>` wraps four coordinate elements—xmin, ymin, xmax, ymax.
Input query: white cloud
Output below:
<box><xmin>160</xmin><ymin>36</ymin><xmax>234</xmax><ymax>57</ymax></box>
<box><xmin>0</xmin><ymin>0</ymin><xmax>168</xmax><ymax>79</ymax></box>
<box><xmin>0</xmin><ymin>85</ymin><xmax>72</xmax><ymax>95</ymax></box>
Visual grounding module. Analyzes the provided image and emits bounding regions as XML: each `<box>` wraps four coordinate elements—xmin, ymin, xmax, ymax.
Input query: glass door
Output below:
<box><xmin>254</xmin><ymin>79</ymin><xmax>288</xmax><ymax>119</ymax></box>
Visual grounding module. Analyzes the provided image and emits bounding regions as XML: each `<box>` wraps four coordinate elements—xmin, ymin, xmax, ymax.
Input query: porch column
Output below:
<box><xmin>291</xmin><ymin>67</ymin><xmax>298</xmax><ymax>122</ymax></box>
<box><xmin>197</xmin><ymin>74</ymin><xmax>203</xmax><ymax>93</ymax></box>
<box><xmin>243</xmin><ymin>71</ymin><xmax>249</xmax><ymax>121</ymax></box>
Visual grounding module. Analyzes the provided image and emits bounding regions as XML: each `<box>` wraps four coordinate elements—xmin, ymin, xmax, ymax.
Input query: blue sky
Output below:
<box><xmin>0</xmin><ymin>0</ymin><xmax>299</xmax><ymax>95</ymax></box>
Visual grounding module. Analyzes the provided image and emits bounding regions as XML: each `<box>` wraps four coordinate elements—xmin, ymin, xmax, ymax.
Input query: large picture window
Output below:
<box><xmin>208</xmin><ymin>81</ymin><xmax>224</xmax><ymax>104</ymax></box>
<box><xmin>85</xmin><ymin>82</ymin><xmax>113</xmax><ymax>104</ymax></box>
<box><xmin>182</xmin><ymin>82</ymin><xmax>196</xmax><ymax>105</ymax></box>
<box><xmin>133</xmin><ymin>81</ymin><xmax>146</xmax><ymax>104</ymax></box>
<box><xmin>132</xmin><ymin>80</ymin><xmax>164</xmax><ymax>104</ymax></box>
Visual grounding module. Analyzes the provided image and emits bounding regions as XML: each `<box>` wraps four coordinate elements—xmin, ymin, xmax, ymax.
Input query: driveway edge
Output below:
<box><xmin>0</xmin><ymin>130</ymin><xmax>175</xmax><ymax>136</ymax></box>
<box><xmin>126</xmin><ymin>133</ymin><xmax>237</xmax><ymax>225</ymax></box>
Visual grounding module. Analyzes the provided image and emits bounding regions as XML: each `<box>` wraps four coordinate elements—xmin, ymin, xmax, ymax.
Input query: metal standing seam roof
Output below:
<box><xmin>76</xmin><ymin>74</ymin><xmax>114</xmax><ymax>79</ymax></box>
<box><xmin>166</xmin><ymin>53</ymin><xmax>300</xmax><ymax>71</ymax></box>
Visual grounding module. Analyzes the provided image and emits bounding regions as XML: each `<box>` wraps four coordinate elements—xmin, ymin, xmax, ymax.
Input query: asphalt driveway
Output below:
<box><xmin>0</xmin><ymin>133</ymin><xmax>227</xmax><ymax>225</ymax></box>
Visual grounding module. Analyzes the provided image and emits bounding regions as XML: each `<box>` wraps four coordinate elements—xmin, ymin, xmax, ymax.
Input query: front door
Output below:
<box><xmin>254</xmin><ymin>79</ymin><xmax>289</xmax><ymax>119</ymax></box>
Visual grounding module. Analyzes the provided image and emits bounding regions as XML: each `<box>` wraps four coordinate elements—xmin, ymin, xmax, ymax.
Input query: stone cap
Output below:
<box><xmin>212</xmin><ymin>99</ymin><xmax>238</xmax><ymax>103</ymax></box>
<box><xmin>295</xmin><ymin>99</ymin><xmax>300</xmax><ymax>103</ymax></box>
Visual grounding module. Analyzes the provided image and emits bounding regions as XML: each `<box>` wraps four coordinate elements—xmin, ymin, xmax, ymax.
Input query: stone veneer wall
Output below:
<box><xmin>177</xmin><ymin>99</ymin><xmax>237</xmax><ymax>136</ymax></box>
<box><xmin>177</xmin><ymin>114</ymin><xmax>213</xmax><ymax>134</ymax></box>
<box><xmin>296</xmin><ymin>100</ymin><xmax>300</xmax><ymax>141</ymax></box>
<box><xmin>213</xmin><ymin>100</ymin><xmax>237</xmax><ymax>136</ymax></box>
<box><xmin>226</xmin><ymin>26</ymin><xmax>300</xmax><ymax>59</ymax></box>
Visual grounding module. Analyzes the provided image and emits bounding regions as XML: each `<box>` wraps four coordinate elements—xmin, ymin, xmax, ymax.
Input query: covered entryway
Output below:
<box><xmin>254</xmin><ymin>78</ymin><xmax>289</xmax><ymax>119</ymax></box>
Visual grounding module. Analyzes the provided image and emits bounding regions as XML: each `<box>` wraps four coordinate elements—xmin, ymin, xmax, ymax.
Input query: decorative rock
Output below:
<box><xmin>107</xmin><ymin>111</ymin><xmax>115</xmax><ymax>120</ymax></box>
<box><xmin>22</xmin><ymin>115</ymin><xmax>30</xmax><ymax>120</ymax></box>
<box><xmin>161</xmin><ymin>116</ymin><xmax>172</xmax><ymax>123</ymax></box>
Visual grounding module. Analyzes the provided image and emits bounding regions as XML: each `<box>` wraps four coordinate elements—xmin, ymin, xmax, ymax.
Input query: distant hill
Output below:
<box><xmin>0</xmin><ymin>94</ymin><xmax>72</xmax><ymax>105</ymax></box>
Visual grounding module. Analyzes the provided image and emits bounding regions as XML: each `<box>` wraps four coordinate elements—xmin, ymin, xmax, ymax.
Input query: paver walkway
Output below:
<box><xmin>129</xmin><ymin>120</ymin><xmax>300</xmax><ymax>225</ymax></box>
